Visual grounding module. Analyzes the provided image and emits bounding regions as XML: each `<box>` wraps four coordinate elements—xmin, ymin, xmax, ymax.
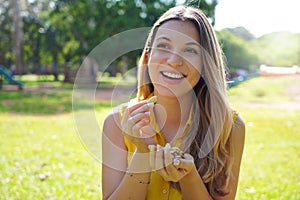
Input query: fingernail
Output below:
<box><xmin>147</xmin><ymin>102</ymin><xmax>154</xmax><ymax>107</ymax></box>
<box><xmin>148</xmin><ymin>96</ymin><xmax>158</xmax><ymax>103</ymax></box>
<box><xmin>148</xmin><ymin>145</ymin><xmax>155</xmax><ymax>151</ymax></box>
<box><xmin>157</xmin><ymin>144</ymin><xmax>162</xmax><ymax>150</ymax></box>
<box><xmin>145</xmin><ymin>111</ymin><xmax>150</xmax><ymax>116</ymax></box>
<box><xmin>165</xmin><ymin>143</ymin><xmax>171</xmax><ymax>150</ymax></box>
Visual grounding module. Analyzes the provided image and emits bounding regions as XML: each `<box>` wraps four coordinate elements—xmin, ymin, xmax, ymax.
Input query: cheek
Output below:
<box><xmin>148</xmin><ymin>50</ymin><xmax>169</xmax><ymax>63</ymax></box>
<box><xmin>188</xmin><ymin>67</ymin><xmax>201</xmax><ymax>87</ymax></box>
<box><xmin>147</xmin><ymin>53</ymin><xmax>163</xmax><ymax>75</ymax></box>
<box><xmin>191</xmin><ymin>73</ymin><xmax>201</xmax><ymax>87</ymax></box>
<box><xmin>147</xmin><ymin>63</ymin><xmax>159</xmax><ymax>83</ymax></box>
<box><xmin>186</xmin><ymin>56</ymin><xmax>202</xmax><ymax>72</ymax></box>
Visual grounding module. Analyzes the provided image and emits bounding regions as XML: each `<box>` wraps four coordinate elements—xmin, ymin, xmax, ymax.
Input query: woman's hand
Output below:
<box><xmin>121</xmin><ymin>100</ymin><xmax>156</xmax><ymax>153</ymax></box>
<box><xmin>149</xmin><ymin>144</ymin><xmax>195</xmax><ymax>182</ymax></box>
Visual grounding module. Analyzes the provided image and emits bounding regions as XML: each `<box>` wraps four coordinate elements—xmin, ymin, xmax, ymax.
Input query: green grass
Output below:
<box><xmin>228</xmin><ymin>76</ymin><xmax>300</xmax><ymax>103</ymax></box>
<box><xmin>235</xmin><ymin>107</ymin><xmax>300</xmax><ymax>199</ymax></box>
<box><xmin>0</xmin><ymin>75</ymin><xmax>115</xmax><ymax>114</ymax></box>
<box><xmin>1</xmin><ymin>75</ymin><xmax>300</xmax><ymax>199</ymax></box>
<box><xmin>0</xmin><ymin>114</ymin><xmax>104</xmax><ymax>199</ymax></box>
<box><xmin>229</xmin><ymin>76</ymin><xmax>300</xmax><ymax>199</ymax></box>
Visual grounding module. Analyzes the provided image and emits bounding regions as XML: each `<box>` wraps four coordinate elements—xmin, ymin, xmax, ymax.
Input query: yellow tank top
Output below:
<box><xmin>118</xmin><ymin>95</ymin><xmax>239</xmax><ymax>200</ymax></box>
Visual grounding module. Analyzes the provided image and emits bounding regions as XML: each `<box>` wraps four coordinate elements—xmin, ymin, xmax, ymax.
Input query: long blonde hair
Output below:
<box><xmin>137</xmin><ymin>6</ymin><xmax>234</xmax><ymax>198</ymax></box>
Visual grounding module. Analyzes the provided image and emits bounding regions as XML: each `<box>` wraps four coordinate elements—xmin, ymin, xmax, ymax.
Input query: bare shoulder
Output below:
<box><xmin>231</xmin><ymin>115</ymin><xmax>246</xmax><ymax>155</ymax></box>
<box><xmin>102</xmin><ymin>109</ymin><xmax>126</xmax><ymax>150</ymax></box>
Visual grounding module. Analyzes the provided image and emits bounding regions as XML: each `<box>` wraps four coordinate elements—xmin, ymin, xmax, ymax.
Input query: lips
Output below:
<box><xmin>161</xmin><ymin>71</ymin><xmax>185</xmax><ymax>80</ymax></box>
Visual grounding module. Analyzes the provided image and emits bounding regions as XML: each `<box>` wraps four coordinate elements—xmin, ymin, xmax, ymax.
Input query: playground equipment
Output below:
<box><xmin>0</xmin><ymin>66</ymin><xmax>24</xmax><ymax>90</ymax></box>
<box><xmin>227</xmin><ymin>72</ymin><xmax>260</xmax><ymax>89</ymax></box>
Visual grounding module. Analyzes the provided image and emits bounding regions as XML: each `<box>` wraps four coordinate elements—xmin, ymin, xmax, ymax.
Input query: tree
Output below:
<box><xmin>0</xmin><ymin>0</ymin><xmax>13</xmax><ymax>67</ymax></box>
<box><xmin>250</xmin><ymin>32</ymin><xmax>300</xmax><ymax>66</ymax></box>
<box><xmin>217</xmin><ymin>29</ymin><xmax>258</xmax><ymax>72</ymax></box>
<box><xmin>184</xmin><ymin>0</ymin><xmax>218</xmax><ymax>25</ymax></box>
<box><xmin>10</xmin><ymin>0</ymin><xmax>25</xmax><ymax>74</ymax></box>
<box><xmin>0</xmin><ymin>0</ymin><xmax>221</xmax><ymax>78</ymax></box>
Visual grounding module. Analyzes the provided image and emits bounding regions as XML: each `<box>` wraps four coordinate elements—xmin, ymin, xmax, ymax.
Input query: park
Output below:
<box><xmin>1</xmin><ymin>0</ymin><xmax>300</xmax><ymax>199</ymax></box>
<box><xmin>1</xmin><ymin>73</ymin><xmax>299</xmax><ymax>199</ymax></box>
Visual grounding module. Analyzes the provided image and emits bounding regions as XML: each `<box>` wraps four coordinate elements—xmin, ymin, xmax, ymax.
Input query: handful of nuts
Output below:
<box><xmin>148</xmin><ymin>143</ymin><xmax>185</xmax><ymax>166</ymax></box>
<box><xmin>165</xmin><ymin>143</ymin><xmax>184</xmax><ymax>166</ymax></box>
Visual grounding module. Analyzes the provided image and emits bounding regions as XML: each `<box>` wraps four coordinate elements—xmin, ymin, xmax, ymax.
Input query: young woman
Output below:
<box><xmin>102</xmin><ymin>6</ymin><xmax>245</xmax><ymax>200</ymax></box>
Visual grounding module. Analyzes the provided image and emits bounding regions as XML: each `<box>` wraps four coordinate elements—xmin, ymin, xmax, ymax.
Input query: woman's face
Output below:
<box><xmin>147</xmin><ymin>20</ymin><xmax>202</xmax><ymax>99</ymax></box>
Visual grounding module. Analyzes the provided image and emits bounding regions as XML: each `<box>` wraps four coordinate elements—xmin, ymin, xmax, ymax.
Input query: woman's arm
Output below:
<box><xmin>179</xmin><ymin>116</ymin><xmax>246</xmax><ymax>200</ymax></box>
<box><xmin>102</xmin><ymin>112</ymin><xmax>151</xmax><ymax>200</ymax></box>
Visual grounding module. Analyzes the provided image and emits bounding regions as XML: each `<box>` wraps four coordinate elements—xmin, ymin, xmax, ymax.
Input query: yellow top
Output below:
<box><xmin>118</xmin><ymin>95</ymin><xmax>239</xmax><ymax>200</ymax></box>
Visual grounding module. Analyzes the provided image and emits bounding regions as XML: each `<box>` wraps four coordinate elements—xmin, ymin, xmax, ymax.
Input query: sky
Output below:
<box><xmin>214</xmin><ymin>0</ymin><xmax>300</xmax><ymax>37</ymax></box>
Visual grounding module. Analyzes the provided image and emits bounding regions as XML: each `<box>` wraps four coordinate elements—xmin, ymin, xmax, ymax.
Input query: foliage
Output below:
<box><xmin>223</xmin><ymin>27</ymin><xmax>255</xmax><ymax>41</ymax></box>
<box><xmin>184</xmin><ymin>0</ymin><xmax>218</xmax><ymax>25</ymax></box>
<box><xmin>217</xmin><ymin>29</ymin><xmax>259</xmax><ymax>72</ymax></box>
<box><xmin>218</xmin><ymin>27</ymin><xmax>300</xmax><ymax>71</ymax></box>
<box><xmin>249</xmin><ymin>32</ymin><xmax>300</xmax><ymax>66</ymax></box>
<box><xmin>0</xmin><ymin>0</ymin><xmax>217</xmax><ymax>75</ymax></box>
<box><xmin>0</xmin><ymin>0</ymin><xmax>14</xmax><ymax>67</ymax></box>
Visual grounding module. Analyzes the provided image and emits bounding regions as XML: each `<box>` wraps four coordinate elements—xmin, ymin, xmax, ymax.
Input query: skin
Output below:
<box><xmin>102</xmin><ymin>20</ymin><xmax>245</xmax><ymax>200</ymax></box>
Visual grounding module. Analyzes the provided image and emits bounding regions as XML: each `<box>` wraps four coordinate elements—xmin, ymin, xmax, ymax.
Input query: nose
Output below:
<box><xmin>167</xmin><ymin>51</ymin><xmax>183</xmax><ymax>67</ymax></box>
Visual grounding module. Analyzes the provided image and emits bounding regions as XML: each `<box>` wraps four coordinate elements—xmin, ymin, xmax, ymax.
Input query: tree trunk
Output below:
<box><xmin>121</xmin><ymin>56</ymin><xmax>128</xmax><ymax>80</ymax></box>
<box><xmin>10</xmin><ymin>0</ymin><xmax>25</xmax><ymax>74</ymax></box>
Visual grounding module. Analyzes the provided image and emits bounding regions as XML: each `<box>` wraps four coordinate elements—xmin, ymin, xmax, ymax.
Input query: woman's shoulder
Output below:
<box><xmin>231</xmin><ymin>113</ymin><xmax>246</xmax><ymax>151</ymax></box>
<box><xmin>103</xmin><ymin>102</ymin><xmax>129</xmax><ymax>126</ymax></box>
<box><xmin>102</xmin><ymin>106</ymin><xmax>126</xmax><ymax>149</ymax></box>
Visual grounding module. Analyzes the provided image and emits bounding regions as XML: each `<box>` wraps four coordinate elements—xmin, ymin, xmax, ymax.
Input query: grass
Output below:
<box><xmin>0</xmin><ymin>75</ymin><xmax>300</xmax><ymax>199</ymax></box>
<box><xmin>0</xmin><ymin>74</ymin><xmax>121</xmax><ymax>114</ymax></box>
<box><xmin>0</xmin><ymin>114</ymin><xmax>103</xmax><ymax>199</ymax></box>
<box><xmin>235</xmin><ymin>106</ymin><xmax>300</xmax><ymax>199</ymax></box>
<box><xmin>229</xmin><ymin>76</ymin><xmax>300</xmax><ymax>200</ymax></box>
<box><xmin>228</xmin><ymin>75</ymin><xmax>300</xmax><ymax>103</ymax></box>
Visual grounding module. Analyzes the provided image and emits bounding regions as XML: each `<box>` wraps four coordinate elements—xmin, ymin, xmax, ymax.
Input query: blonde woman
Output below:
<box><xmin>102</xmin><ymin>6</ymin><xmax>245</xmax><ymax>200</ymax></box>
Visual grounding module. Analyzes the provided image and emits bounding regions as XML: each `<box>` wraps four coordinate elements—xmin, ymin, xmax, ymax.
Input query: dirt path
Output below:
<box><xmin>2</xmin><ymin>78</ymin><xmax>300</xmax><ymax>110</ymax></box>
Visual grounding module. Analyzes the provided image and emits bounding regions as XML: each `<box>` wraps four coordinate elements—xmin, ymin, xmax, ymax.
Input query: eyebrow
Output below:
<box><xmin>156</xmin><ymin>36</ymin><xmax>201</xmax><ymax>48</ymax></box>
<box><xmin>156</xmin><ymin>36</ymin><xmax>171</xmax><ymax>41</ymax></box>
<box><xmin>186</xmin><ymin>42</ymin><xmax>201</xmax><ymax>48</ymax></box>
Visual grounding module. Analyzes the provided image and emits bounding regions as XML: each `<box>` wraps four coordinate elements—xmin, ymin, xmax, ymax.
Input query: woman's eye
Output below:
<box><xmin>184</xmin><ymin>47</ymin><xmax>198</xmax><ymax>54</ymax></box>
<box><xmin>156</xmin><ymin>43</ymin><xmax>169</xmax><ymax>49</ymax></box>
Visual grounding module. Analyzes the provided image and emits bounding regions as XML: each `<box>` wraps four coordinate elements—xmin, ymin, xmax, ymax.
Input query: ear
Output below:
<box><xmin>144</xmin><ymin>48</ymin><xmax>150</xmax><ymax>64</ymax></box>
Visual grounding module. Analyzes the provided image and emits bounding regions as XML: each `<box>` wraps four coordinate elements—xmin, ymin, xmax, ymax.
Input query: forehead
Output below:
<box><xmin>155</xmin><ymin>20</ymin><xmax>200</xmax><ymax>43</ymax></box>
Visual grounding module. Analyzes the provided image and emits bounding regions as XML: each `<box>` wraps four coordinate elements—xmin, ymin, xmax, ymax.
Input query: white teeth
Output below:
<box><xmin>162</xmin><ymin>72</ymin><xmax>184</xmax><ymax>79</ymax></box>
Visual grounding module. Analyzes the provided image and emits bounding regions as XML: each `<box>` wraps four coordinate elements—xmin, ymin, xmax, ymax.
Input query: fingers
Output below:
<box><xmin>148</xmin><ymin>145</ymin><xmax>156</xmax><ymax>171</ymax></box>
<box><xmin>130</xmin><ymin>102</ymin><xmax>154</xmax><ymax>116</ymax></box>
<box><xmin>122</xmin><ymin>101</ymin><xmax>154</xmax><ymax>136</ymax></box>
<box><xmin>155</xmin><ymin>145</ymin><xmax>164</xmax><ymax>170</ymax></box>
<box><xmin>152</xmin><ymin>144</ymin><xmax>182</xmax><ymax>170</ymax></box>
<box><xmin>128</xmin><ymin>112</ymin><xmax>150</xmax><ymax>126</ymax></box>
<box><xmin>149</xmin><ymin>143</ymin><xmax>191</xmax><ymax>182</ymax></box>
<box><xmin>164</xmin><ymin>143</ymin><xmax>174</xmax><ymax>169</ymax></box>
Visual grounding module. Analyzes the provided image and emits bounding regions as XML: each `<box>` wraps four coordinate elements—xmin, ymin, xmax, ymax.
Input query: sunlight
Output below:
<box><xmin>215</xmin><ymin>0</ymin><xmax>300</xmax><ymax>37</ymax></box>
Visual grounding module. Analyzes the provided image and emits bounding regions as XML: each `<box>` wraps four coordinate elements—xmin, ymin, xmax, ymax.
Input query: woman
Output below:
<box><xmin>102</xmin><ymin>5</ymin><xmax>245</xmax><ymax>200</ymax></box>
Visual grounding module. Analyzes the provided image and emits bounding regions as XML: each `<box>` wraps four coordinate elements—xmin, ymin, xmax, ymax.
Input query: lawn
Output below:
<box><xmin>0</xmin><ymin>75</ymin><xmax>299</xmax><ymax>199</ymax></box>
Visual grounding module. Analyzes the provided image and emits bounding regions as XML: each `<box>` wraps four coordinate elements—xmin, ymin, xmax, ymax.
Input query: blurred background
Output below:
<box><xmin>0</xmin><ymin>0</ymin><xmax>299</xmax><ymax>199</ymax></box>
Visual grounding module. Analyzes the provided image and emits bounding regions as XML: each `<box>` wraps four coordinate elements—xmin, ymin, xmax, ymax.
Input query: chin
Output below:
<box><xmin>154</xmin><ymin>84</ymin><xmax>193</xmax><ymax>100</ymax></box>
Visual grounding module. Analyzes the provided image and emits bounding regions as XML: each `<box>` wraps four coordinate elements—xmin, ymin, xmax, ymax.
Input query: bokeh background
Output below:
<box><xmin>0</xmin><ymin>0</ymin><xmax>299</xmax><ymax>199</ymax></box>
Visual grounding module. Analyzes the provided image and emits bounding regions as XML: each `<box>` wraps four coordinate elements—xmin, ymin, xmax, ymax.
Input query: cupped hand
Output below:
<box><xmin>149</xmin><ymin>144</ymin><xmax>195</xmax><ymax>182</ymax></box>
<box><xmin>121</xmin><ymin>100</ymin><xmax>156</xmax><ymax>152</ymax></box>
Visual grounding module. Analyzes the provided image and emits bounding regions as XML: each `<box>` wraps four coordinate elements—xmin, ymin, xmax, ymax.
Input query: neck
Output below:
<box><xmin>153</xmin><ymin>91</ymin><xmax>194</xmax><ymax>136</ymax></box>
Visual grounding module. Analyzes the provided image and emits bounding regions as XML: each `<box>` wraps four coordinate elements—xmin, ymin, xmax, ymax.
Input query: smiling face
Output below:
<box><xmin>147</xmin><ymin>20</ymin><xmax>202</xmax><ymax>99</ymax></box>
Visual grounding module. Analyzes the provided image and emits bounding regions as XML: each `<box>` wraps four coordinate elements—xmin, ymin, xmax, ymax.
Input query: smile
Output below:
<box><xmin>161</xmin><ymin>71</ymin><xmax>185</xmax><ymax>80</ymax></box>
